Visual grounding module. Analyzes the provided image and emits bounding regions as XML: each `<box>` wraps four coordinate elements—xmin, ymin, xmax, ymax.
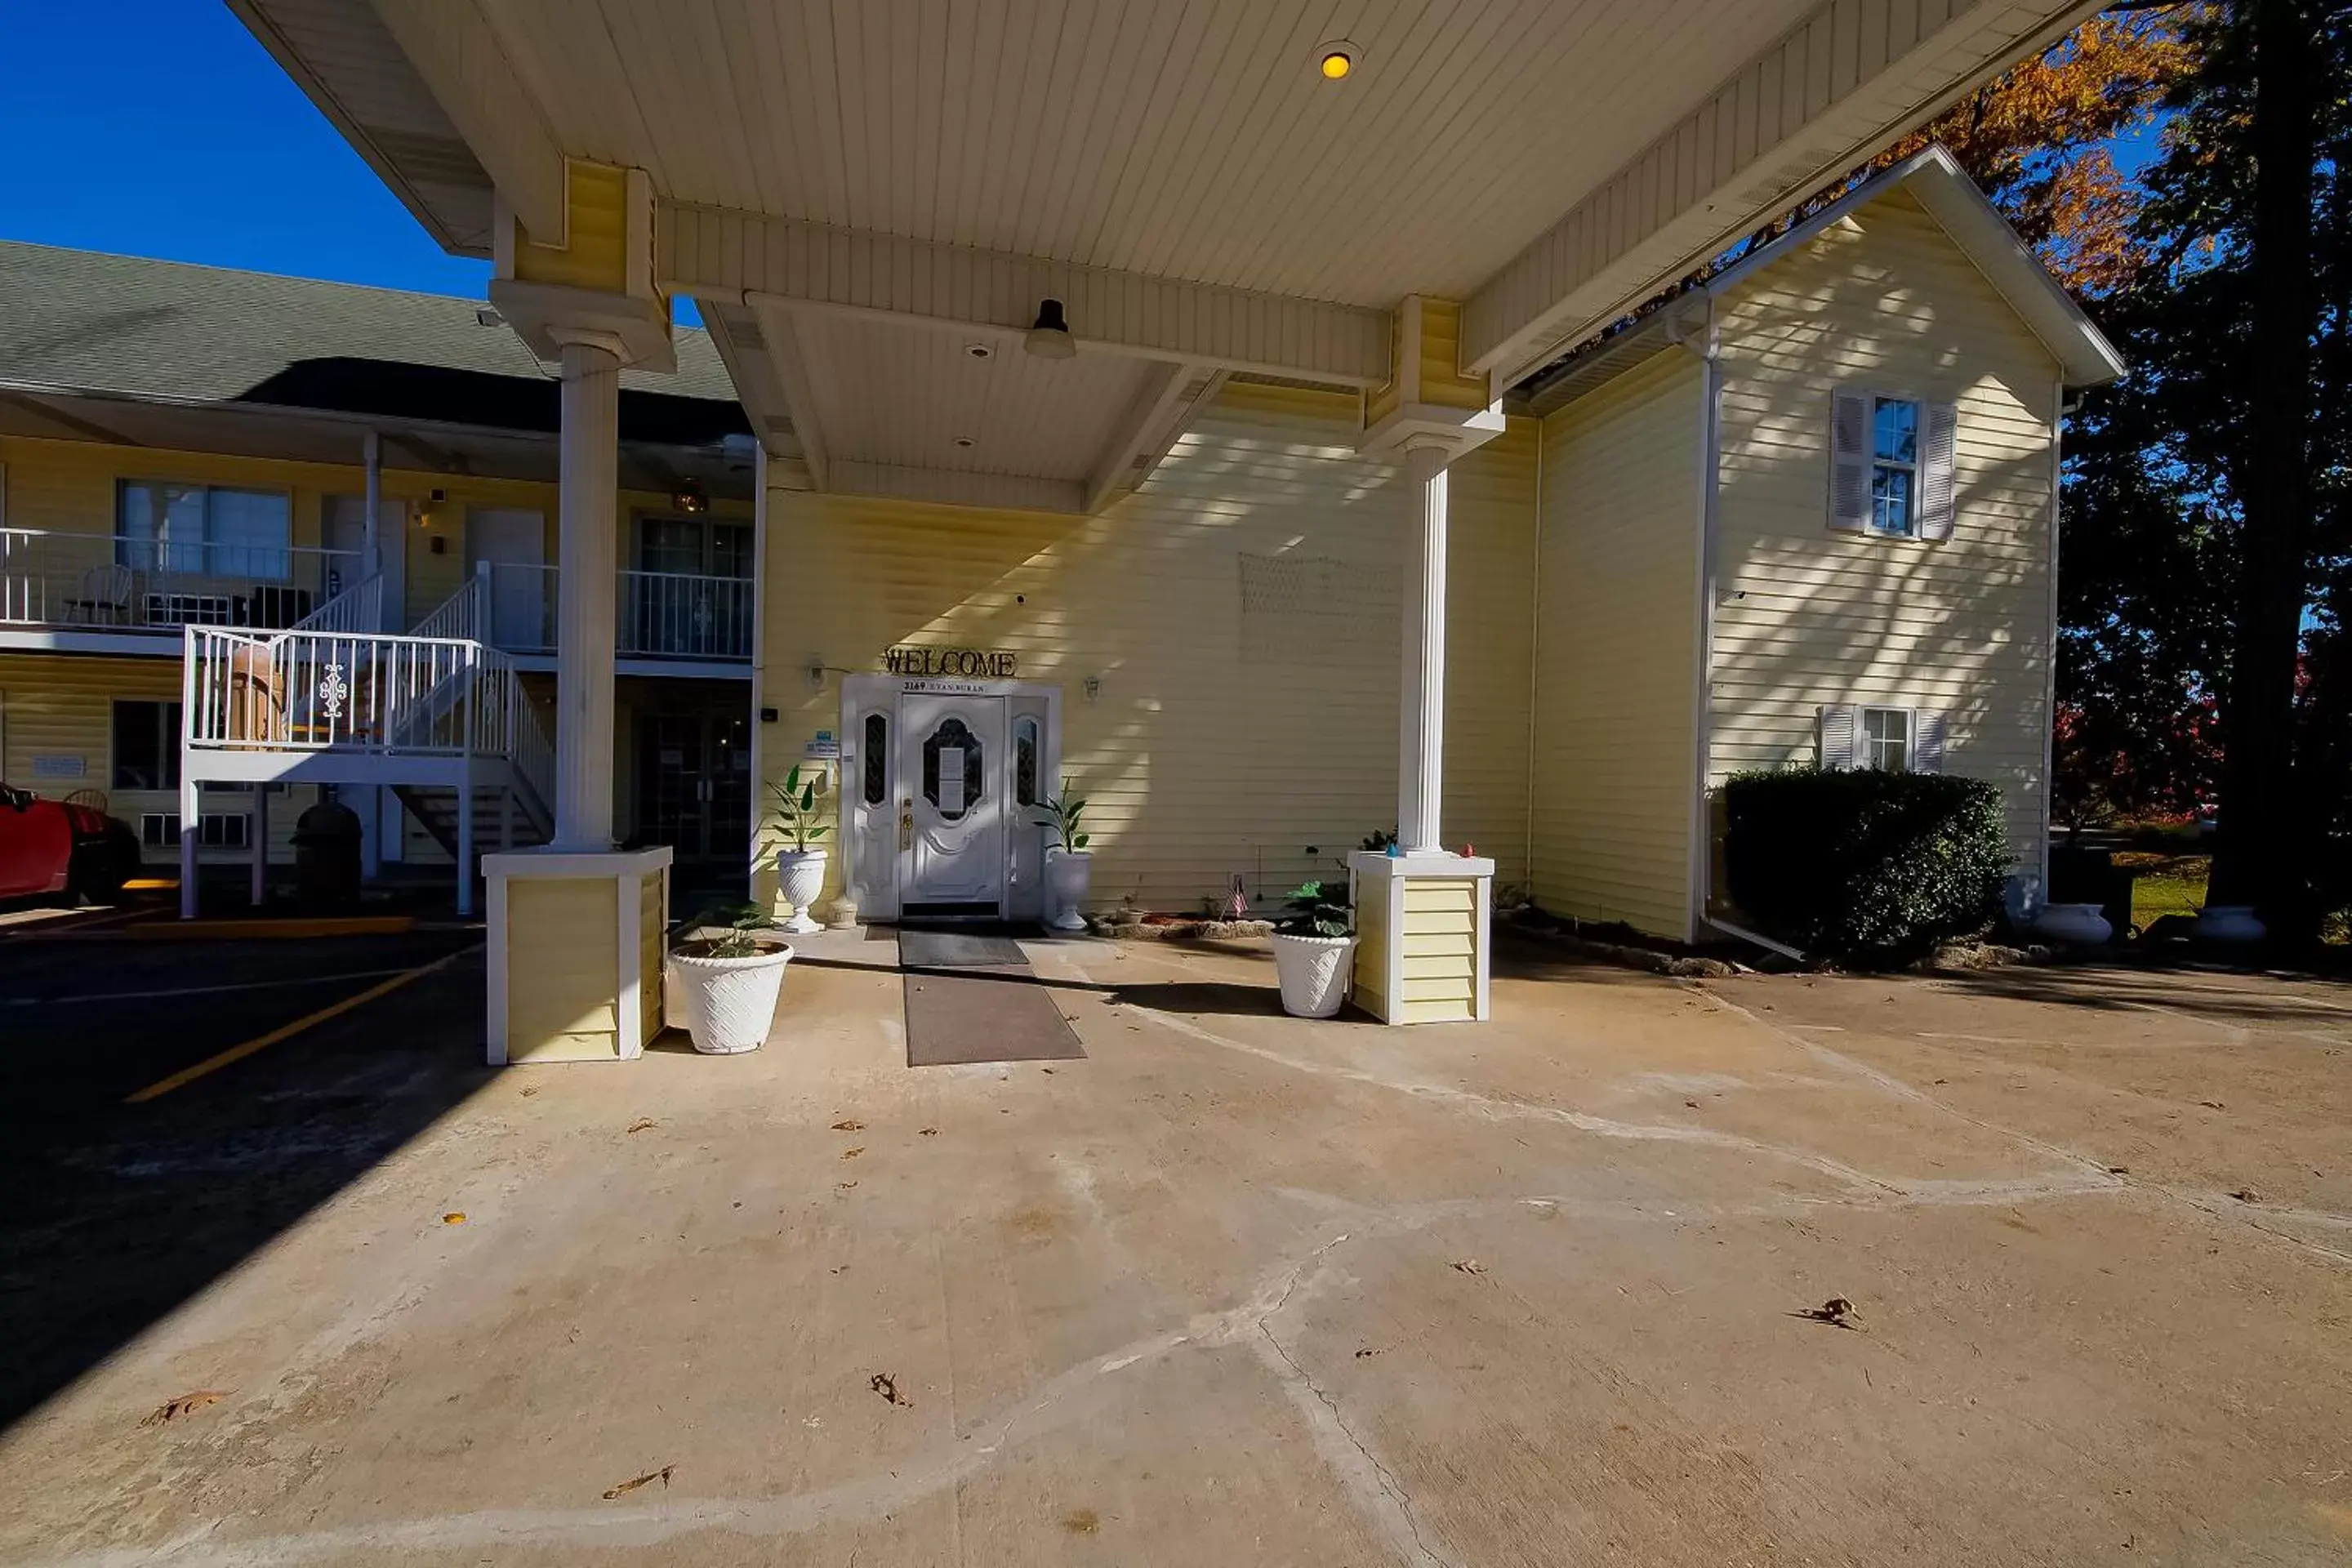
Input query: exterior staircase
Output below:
<box><xmin>394</xmin><ymin>782</ymin><xmax>554</xmax><ymax>859</ymax></box>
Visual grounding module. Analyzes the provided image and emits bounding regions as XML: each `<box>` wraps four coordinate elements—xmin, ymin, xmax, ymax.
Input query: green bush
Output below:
<box><xmin>1722</xmin><ymin>768</ymin><xmax>2011</xmax><ymax>960</ymax></box>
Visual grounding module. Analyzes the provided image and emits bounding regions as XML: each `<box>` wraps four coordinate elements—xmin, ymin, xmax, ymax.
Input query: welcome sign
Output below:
<box><xmin>882</xmin><ymin>645</ymin><xmax>1018</xmax><ymax>679</ymax></box>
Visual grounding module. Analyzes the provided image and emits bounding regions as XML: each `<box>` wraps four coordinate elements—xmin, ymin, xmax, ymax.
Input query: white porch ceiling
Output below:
<box><xmin>234</xmin><ymin>0</ymin><xmax>2107</xmax><ymax>514</ymax></box>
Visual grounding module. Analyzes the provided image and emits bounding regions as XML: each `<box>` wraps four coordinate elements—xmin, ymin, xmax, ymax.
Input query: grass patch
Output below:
<box><xmin>2114</xmin><ymin>850</ymin><xmax>2208</xmax><ymax>932</ymax></box>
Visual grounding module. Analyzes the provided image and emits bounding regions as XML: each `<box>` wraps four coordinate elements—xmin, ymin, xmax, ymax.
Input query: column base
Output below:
<box><xmin>484</xmin><ymin>847</ymin><xmax>671</xmax><ymax>1066</ymax></box>
<box><xmin>1348</xmin><ymin>850</ymin><xmax>1494</xmax><ymax>1026</ymax></box>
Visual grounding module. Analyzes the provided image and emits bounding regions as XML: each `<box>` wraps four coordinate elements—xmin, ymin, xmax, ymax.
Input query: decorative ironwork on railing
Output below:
<box><xmin>1</xmin><ymin>529</ymin><xmax>364</xmax><ymax>632</ymax></box>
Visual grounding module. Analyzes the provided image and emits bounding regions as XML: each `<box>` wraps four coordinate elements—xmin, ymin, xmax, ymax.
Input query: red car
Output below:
<box><xmin>0</xmin><ymin>786</ymin><xmax>141</xmax><ymax>902</ymax></box>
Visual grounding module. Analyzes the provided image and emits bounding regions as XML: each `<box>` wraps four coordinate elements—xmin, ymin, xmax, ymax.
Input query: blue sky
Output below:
<box><xmin>0</xmin><ymin>2</ymin><xmax>698</xmax><ymax>323</ymax></box>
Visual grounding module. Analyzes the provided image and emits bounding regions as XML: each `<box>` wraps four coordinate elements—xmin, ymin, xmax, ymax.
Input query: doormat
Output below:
<box><xmin>899</xmin><ymin>929</ymin><xmax>1029</xmax><ymax>969</ymax></box>
<box><xmin>903</xmin><ymin>967</ymin><xmax>1086</xmax><ymax>1067</ymax></box>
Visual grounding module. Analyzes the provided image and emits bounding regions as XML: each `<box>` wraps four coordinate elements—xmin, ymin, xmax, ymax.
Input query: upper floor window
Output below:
<box><xmin>118</xmin><ymin>483</ymin><xmax>292</xmax><ymax>580</ymax></box>
<box><xmin>1869</xmin><ymin>398</ymin><xmax>1918</xmax><ymax>537</ymax></box>
<box><xmin>1861</xmin><ymin>706</ymin><xmax>1910</xmax><ymax>773</ymax></box>
<box><xmin>1829</xmin><ymin>390</ymin><xmax>1958</xmax><ymax>541</ymax></box>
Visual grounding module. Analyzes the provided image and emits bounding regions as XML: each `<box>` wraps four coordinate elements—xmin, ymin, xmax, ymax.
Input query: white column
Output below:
<box><xmin>1397</xmin><ymin>443</ymin><xmax>1450</xmax><ymax>854</ymax></box>
<box><xmin>178</xmin><ymin>776</ymin><xmax>199</xmax><ymax>919</ymax></box>
<box><xmin>359</xmin><ymin>430</ymin><xmax>385</xmax><ymax>880</ymax></box>
<box><xmin>553</xmin><ymin>338</ymin><xmax>621</xmax><ymax>850</ymax></box>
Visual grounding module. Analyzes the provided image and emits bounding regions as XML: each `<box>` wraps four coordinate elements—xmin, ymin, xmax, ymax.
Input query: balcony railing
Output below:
<box><xmin>470</xmin><ymin>560</ymin><xmax>753</xmax><ymax>661</ymax></box>
<box><xmin>0</xmin><ymin>529</ymin><xmax>366</xmax><ymax>634</ymax></box>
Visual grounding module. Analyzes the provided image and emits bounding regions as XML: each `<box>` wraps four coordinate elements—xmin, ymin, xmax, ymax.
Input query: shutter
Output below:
<box><xmin>1816</xmin><ymin>705</ymin><xmax>1859</xmax><ymax>770</ymax></box>
<box><xmin>1918</xmin><ymin>401</ymin><xmax>1958</xmax><ymax>540</ymax></box>
<box><xmin>1913</xmin><ymin>709</ymin><xmax>1949</xmax><ymax>773</ymax></box>
<box><xmin>1829</xmin><ymin>390</ymin><xmax>1871</xmax><ymax>533</ymax></box>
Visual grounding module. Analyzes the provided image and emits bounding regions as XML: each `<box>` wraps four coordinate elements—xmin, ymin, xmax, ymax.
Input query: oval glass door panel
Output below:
<box><xmin>900</xmin><ymin>695</ymin><xmax>1006</xmax><ymax>912</ymax></box>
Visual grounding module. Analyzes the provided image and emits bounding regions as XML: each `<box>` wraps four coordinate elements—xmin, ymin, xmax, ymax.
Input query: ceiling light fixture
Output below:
<box><xmin>1316</xmin><ymin>41</ymin><xmax>1358</xmax><ymax>80</ymax></box>
<box><xmin>671</xmin><ymin>478</ymin><xmax>710</xmax><ymax>515</ymax></box>
<box><xmin>1024</xmin><ymin>298</ymin><xmax>1077</xmax><ymax>360</ymax></box>
<box><xmin>964</xmin><ymin>341</ymin><xmax>994</xmax><ymax>360</ymax></box>
<box><xmin>952</xmin><ymin>435</ymin><xmax>977</xmax><ymax>448</ymax></box>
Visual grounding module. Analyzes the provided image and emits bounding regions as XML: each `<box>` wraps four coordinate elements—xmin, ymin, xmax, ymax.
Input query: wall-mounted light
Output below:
<box><xmin>1083</xmin><ymin>675</ymin><xmax>1101</xmax><ymax>704</ymax></box>
<box><xmin>1024</xmin><ymin>298</ymin><xmax>1076</xmax><ymax>360</ymax></box>
<box><xmin>806</xmin><ymin>660</ymin><xmax>826</xmax><ymax>692</ymax></box>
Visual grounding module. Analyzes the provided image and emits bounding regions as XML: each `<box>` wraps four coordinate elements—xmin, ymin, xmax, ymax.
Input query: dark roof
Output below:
<box><xmin>0</xmin><ymin>240</ymin><xmax>751</xmax><ymax>445</ymax></box>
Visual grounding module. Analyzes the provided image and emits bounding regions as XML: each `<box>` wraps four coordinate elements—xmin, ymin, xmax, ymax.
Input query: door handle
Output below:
<box><xmin>898</xmin><ymin>800</ymin><xmax>914</xmax><ymax>850</ymax></box>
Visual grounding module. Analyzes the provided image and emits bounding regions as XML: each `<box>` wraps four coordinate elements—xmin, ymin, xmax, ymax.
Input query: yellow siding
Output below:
<box><xmin>1530</xmin><ymin>350</ymin><xmax>1704</xmax><ymax>939</ymax></box>
<box><xmin>1443</xmin><ymin>416</ymin><xmax>1538</xmax><ymax>882</ymax></box>
<box><xmin>0</xmin><ymin>652</ymin><xmax>314</xmax><ymax>863</ymax></box>
<box><xmin>1415</xmin><ymin>299</ymin><xmax>1491</xmax><ymax>412</ymax></box>
<box><xmin>505</xmin><ymin>878</ymin><xmax>621</xmax><ymax>1062</ymax></box>
<box><xmin>756</xmin><ymin>381</ymin><xmax>1535</xmax><ymax>915</ymax></box>
<box><xmin>1352</xmin><ymin>893</ymin><xmax>1389</xmax><ymax>1015</ymax></box>
<box><xmin>1364</xmin><ymin>310</ymin><xmax>1405</xmax><ymax>430</ymax></box>
<box><xmin>1710</xmin><ymin>188</ymin><xmax>2060</xmax><ymax>871</ymax></box>
<box><xmin>512</xmin><ymin>162</ymin><xmax>632</xmax><ymax>293</ymax></box>
<box><xmin>1396</xmin><ymin>876</ymin><xmax>1477</xmax><ymax>1018</ymax></box>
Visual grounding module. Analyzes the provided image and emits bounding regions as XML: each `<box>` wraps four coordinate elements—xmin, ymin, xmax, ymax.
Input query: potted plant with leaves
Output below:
<box><xmin>1040</xmin><ymin>781</ymin><xmax>1091</xmax><ymax>933</ymax></box>
<box><xmin>667</xmin><ymin>903</ymin><xmax>793</xmax><ymax>1055</ymax></box>
<box><xmin>767</xmin><ymin>764</ymin><xmax>832</xmax><ymax>936</ymax></box>
<box><xmin>1271</xmin><ymin>879</ymin><xmax>1355</xmax><ymax>1018</ymax></box>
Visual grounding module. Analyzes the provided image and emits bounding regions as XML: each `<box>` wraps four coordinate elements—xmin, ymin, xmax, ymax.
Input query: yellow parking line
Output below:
<box><xmin>123</xmin><ymin>946</ymin><xmax>478</xmax><ymax>1104</ymax></box>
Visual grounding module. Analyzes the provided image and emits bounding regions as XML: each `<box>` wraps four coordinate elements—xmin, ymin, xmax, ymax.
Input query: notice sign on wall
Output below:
<box><xmin>883</xmin><ymin>645</ymin><xmax>1018</xmax><ymax>679</ymax></box>
<box><xmin>30</xmin><ymin>755</ymin><xmax>85</xmax><ymax>778</ymax></box>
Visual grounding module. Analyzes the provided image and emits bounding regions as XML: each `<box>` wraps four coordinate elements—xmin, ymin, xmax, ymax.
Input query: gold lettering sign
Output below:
<box><xmin>882</xmin><ymin>646</ymin><xmax>1018</xmax><ymax>679</ymax></box>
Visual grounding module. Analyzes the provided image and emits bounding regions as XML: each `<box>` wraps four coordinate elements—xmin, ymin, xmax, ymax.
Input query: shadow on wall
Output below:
<box><xmin>756</xmin><ymin>385</ymin><xmax>1528</xmax><ymax>915</ymax></box>
<box><xmin>1704</xmin><ymin>201</ymin><xmax>2060</xmax><ymax>894</ymax></box>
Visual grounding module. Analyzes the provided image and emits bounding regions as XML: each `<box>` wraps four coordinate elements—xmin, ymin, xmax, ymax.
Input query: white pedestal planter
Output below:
<box><xmin>2034</xmin><ymin>902</ymin><xmax>2113</xmax><ymax>946</ymax></box>
<box><xmin>2194</xmin><ymin>904</ymin><xmax>2265</xmax><ymax>944</ymax></box>
<box><xmin>666</xmin><ymin>944</ymin><xmax>793</xmax><ymax>1054</ymax></box>
<box><xmin>776</xmin><ymin>848</ymin><xmax>828</xmax><ymax>935</ymax></box>
<box><xmin>1271</xmin><ymin>931</ymin><xmax>1356</xmax><ymax>1018</ymax></box>
<box><xmin>1045</xmin><ymin>847</ymin><xmax>1092</xmax><ymax>933</ymax></box>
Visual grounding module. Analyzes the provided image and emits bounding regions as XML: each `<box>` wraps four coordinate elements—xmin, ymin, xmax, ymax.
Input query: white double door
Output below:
<box><xmin>898</xmin><ymin>690</ymin><xmax>1007</xmax><ymax>914</ymax></box>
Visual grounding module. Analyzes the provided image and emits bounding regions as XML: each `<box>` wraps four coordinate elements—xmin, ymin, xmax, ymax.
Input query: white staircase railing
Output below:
<box><xmin>281</xmin><ymin>573</ymin><xmax>383</xmax><ymax>637</ymax></box>
<box><xmin>412</xmin><ymin>568</ymin><xmax>488</xmax><ymax>643</ymax></box>
<box><xmin>185</xmin><ymin>626</ymin><xmax>490</xmax><ymax>758</ymax></box>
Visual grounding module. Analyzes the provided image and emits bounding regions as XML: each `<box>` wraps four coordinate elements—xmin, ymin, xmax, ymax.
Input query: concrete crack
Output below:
<box><xmin>1251</xmin><ymin>1321</ymin><xmax>1452</xmax><ymax>1568</ymax></box>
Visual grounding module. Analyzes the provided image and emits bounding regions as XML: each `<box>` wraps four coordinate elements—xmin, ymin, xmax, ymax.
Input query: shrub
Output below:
<box><xmin>1722</xmin><ymin>768</ymin><xmax>2011</xmax><ymax>960</ymax></box>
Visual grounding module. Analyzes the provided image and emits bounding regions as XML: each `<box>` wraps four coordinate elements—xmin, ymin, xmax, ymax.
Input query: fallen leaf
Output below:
<box><xmin>835</xmin><ymin>1181</ymin><xmax>858</xmax><ymax>1192</ymax></box>
<box><xmin>840</xmin><ymin>1147</ymin><xmax>864</xmax><ymax>1160</ymax></box>
<box><xmin>1450</xmin><ymin>1259</ymin><xmax>1486</xmax><ymax>1276</ymax></box>
<box><xmin>1353</xmin><ymin>1348</ymin><xmax>1377</xmax><ymax>1359</ymax></box>
<box><xmin>2229</xmin><ymin>1187</ymin><xmax>2261</xmax><ymax>1204</ymax></box>
<box><xmin>2199</xmin><ymin>1100</ymin><xmax>2226</xmax><ymax>1111</ymax></box>
<box><xmin>140</xmin><ymin>1390</ymin><xmax>229</xmax><ymax>1428</ymax></box>
<box><xmin>918</xmin><ymin>1127</ymin><xmax>940</xmax><ymax>1137</ymax></box>
<box><xmin>519</xmin><ymin>1085</ymin><xmax>540</xmax><ymax>1098</ymax></box>
<box><xmin>601</xmin><ymin>1465</ymin><xmax>673</xmax><ymax>1500</ymax></box>
<box><xmin>2107</xmin><ymin>1165</ymin><xmax>2130</xmax><ymax>1175</ymax></box>
<box><xmin>1684</xmin><ymin>1099</ymin><xmax>1700</xmax><ymax>1109</ymax></box>
<box><xmin>1041</xmin><ymin>1067</ymin><xmax>1056</xmax><ymax>1075</ymax></box>
<box><xmin>441</xmin><ymin>1212</ymin><xmax>467</xmax><ymax>1225</ymax></box>
<box><xmin>1060</xmin><ymin>1508</ymin><xmax>1100</xmax><ymax>1535</ymax></box>
<box><xmin>870</xmin><ymin>1372</ymin><xmax>912</xmax><ymax>1407</ymax></box>
<box><xmin>625</xmin><ymin>1117</ymin><xmax>657</xmax><ymax>1134</ymax></box>
<box><xmin>831</xmin><ymin>1119</ymin><xmax>865</xmax><ymax>1132</ymax></box>
<box><xmin>1795</xmin><ymin>1296</ymin><xmax>1861</xmax><ymax>1330</ymax></box>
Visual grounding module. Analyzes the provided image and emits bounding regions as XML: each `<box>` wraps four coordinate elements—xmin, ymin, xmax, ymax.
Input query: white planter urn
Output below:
<box><xmin>2194</xmin><ymin>904</ymin><xmax>2266</xmax><ymax>944</ymax></box>
<box><xmin>1271</xmin><ymin>931</ymin><xmax>1356</xmax><ymax>1018</ymax></box>
<box><xmin>775</xmin><ymin>847</ymin><xmax>829</xmax><ymax>935</ymax></box>
<box><xmin>1045</xmin><ymin>847</ymin><xmax>1092</xmax><ymax>933</ymax></box>
<box><xmin>2034</xmin><ymin>902</ymin><xmax>2113</xmax><ymax>947</ymax></box>
<box><xmin>667</xmin><ymin>944</ymin><xmax>793</xmax><ymax>1054</ymax></box>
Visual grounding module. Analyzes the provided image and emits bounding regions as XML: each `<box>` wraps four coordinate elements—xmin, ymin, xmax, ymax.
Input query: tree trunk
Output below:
<box><xmin>2210</xmin><ymin>0</ymin><xmax>2319</xmax><ymax>936</ymax></box>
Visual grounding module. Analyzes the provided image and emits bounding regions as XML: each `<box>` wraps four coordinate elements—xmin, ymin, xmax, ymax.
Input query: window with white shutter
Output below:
<box><xmin>1918</xmin><ymin>403</ymin><xmax>1958</xmax><ymax>540</ymax></box>
<box><xmin>1829</xmin><ymin>392</ymin><xmax>1871</xmax><ymax>533</ymax></box>
<box><xmin>1816</xmin><ymin>705</ymin><xmax>1860</xmax><ymax>769</ymax></box>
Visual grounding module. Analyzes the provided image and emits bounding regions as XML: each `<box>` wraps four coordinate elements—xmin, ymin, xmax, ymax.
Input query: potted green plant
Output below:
<box><xmin>766</xmin><ymin>764</ymin><xmax>832</xmax><ymax>936</ymax></box>
<box><xmin>667</xmin><ymin>903</ymin><xmax>793</xmax><ymax>1054</ymax></box>
<box><xmin>1040</xmin><ymin>780</ymin><xmax>1092</xmax><ymax>933</ymax></box>
<box><xmin>1271</xmin><ymin>879</ymin><xmax>1354</xmax><ymax>1018</ymax></box>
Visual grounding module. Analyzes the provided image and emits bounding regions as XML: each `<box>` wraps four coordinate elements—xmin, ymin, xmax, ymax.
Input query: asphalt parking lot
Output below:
<box><xmin>0</xmin><ymin>920</ymin><xmax>486</xmax><ymax>1425</ymax></box>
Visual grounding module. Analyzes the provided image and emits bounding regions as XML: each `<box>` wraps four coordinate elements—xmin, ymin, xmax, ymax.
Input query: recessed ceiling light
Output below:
<box><xmin>964</xmin><ymin>341</ymin><xmax>993</xmax><ymax>360</ymax></box>
<box><xmin>1316</xmin><ymin>41</ymin><xmax>1358</xmax><ymax>81</ymax></box>
<box><xmin>952</xmin><ymin>435</ymin><xmax>977</xmax><ymax>448</ymax></box>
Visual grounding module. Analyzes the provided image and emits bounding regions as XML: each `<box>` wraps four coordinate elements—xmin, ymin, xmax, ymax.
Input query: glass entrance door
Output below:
<box><xmin>637</xmin><ymin>711</ymin><xmax>751</xmax><ymax>863</ymax></box>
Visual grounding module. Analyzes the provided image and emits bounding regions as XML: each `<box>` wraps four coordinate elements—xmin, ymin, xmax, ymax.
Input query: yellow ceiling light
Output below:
<box><xmin>1316</xmin><ymin>41</ymin><xmax>1357</xmax><ymax>81</ymax></box>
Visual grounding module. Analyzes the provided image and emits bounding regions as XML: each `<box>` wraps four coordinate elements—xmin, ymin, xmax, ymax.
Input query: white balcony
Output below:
<box><xmin>0</xmin><ymin>528</ymin><xmax>366</xmax><ymax>636</ymax></box>
<box><xmin>470</xmin><ymin>560</ymin><xmax>754</xmax><ymax>662</ymax></box>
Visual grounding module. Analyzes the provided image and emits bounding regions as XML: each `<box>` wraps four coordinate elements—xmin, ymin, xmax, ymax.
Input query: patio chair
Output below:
<box><xmin>66</xmin><ymin>564</ymin><xmax>136</xmax><ymax>626</ymax></box>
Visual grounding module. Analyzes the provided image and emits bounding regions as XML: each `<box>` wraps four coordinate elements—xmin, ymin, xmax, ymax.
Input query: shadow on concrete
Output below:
<box><xmin>1917</xmin><ymin>961</ymin><xmax>2352</xmax><ymax>1030</ymax></box>
<box><xmin>0</xmin><ymin>930</ymin><xmax>488</xmax><ymax>1431</ymax></box>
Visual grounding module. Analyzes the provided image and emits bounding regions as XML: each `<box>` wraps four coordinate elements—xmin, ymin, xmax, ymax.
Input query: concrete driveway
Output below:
<box><xmin>2</xmin><ymin>935</ymin><xmax>2347</xmax><ymax>1566</ymax></box>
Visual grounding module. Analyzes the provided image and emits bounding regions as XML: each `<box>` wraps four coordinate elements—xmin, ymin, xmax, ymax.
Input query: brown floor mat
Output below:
<box><xmin>902</xmin><ymin>965</ymin><xmax>1086</xmax><ymax>1066</ymax></box>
